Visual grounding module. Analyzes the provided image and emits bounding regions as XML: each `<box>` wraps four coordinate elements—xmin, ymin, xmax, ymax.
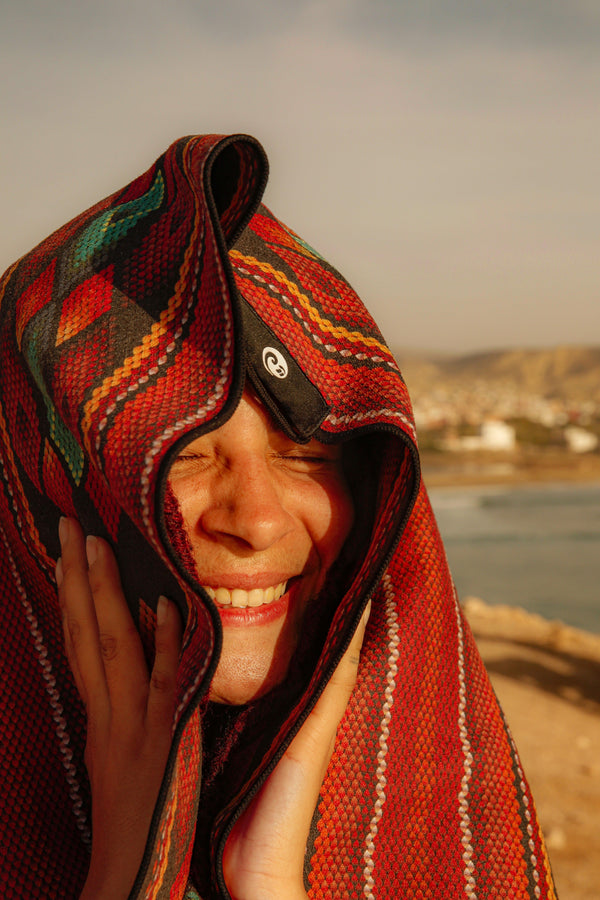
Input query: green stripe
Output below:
<box><xmin>74</xmin><ymin>171</ymin><xmax>165</xmax><ymax>265</ymax></box>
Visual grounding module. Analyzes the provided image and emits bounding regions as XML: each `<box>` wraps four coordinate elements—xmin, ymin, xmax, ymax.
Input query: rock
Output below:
<box><xmin>462</xmin><ymin>597</ymin><xmax>600</xmax><ymax>663</ymax></box>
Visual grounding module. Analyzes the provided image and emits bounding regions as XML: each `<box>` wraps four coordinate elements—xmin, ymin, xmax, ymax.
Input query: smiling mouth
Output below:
<box><xmin>203</xmin><ymin>582</ymin><xmax>288</xmax><ymax>609</ymax></box>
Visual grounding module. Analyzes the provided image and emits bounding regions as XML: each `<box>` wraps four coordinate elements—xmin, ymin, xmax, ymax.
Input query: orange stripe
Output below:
<box><xmin>231</xmin><ymin>250</ymin><xmax>393</xmax><ymax>357</ymax></box>
<box><xmin>80</xmin><ymin>210</ymin><xmax>203</xmax><ymax>453</ymax></box>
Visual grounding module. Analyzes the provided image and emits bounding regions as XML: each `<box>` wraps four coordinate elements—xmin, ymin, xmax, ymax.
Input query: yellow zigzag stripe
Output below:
<box><xmin>230</xmin><ymin>251</ymin><xmax>391</xmax><ymax>358</ymax></box>
<box><xmin>81</xmin><ymin>210</ymin><xmax>203</xmax><ymax>452</ymax></box>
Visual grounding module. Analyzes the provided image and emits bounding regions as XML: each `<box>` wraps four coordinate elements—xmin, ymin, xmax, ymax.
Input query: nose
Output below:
<box><xmin>200</xmin><ymin>460</ymin><xmax>294</xmax><ymax>552</ymax></box>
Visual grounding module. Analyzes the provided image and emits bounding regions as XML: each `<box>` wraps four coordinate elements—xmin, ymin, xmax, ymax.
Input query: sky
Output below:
<box><xmin>1</xmin><ymin>0</ymin><xmax>599</xmax><ymax>353</ymax></box>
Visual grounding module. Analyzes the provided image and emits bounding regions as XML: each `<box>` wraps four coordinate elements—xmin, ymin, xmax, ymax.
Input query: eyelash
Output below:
<box><xmin>277</xmin><ymin>452</ymin><xmax>338</xmax><ymax>469</ymax></box>
<box><xmin>169</xmin><ymin>454</ymin><xmax>210</xmax><ymax>474</ymax></box>
<box><xmin>292</xmin><ymin>454</ymin><xmax>332</xmax><ymax>461</ymax></box>
<box><xmin>171</xmin><ymin>449</ymin><xmax>340</xmax><ymax>472</ymax></box>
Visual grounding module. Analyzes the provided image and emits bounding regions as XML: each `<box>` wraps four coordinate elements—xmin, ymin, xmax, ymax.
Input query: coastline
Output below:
<box><xmin>420</xmin><ymin>448</ymin><xmax>600</xmax><ymax>489</ymax></box>
<box><xmin>463</xmin><ymin>599</ymin><xmax>600</xmax><ymax>900</ymax></box>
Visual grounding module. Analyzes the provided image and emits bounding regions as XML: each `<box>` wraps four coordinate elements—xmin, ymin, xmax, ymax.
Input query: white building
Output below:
<box><xmin>564</xmin><ymin>426</ymin><xmax>598</xmax><ymax>454</ymax></box>
<box><xmin>445</xmin><ymin>419</ymin><xmax>516</xmax><ymax>452</ymax></box>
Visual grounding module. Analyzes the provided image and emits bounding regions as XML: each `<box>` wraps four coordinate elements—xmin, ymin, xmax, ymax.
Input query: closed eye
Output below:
<box><xmin>169</xmin><ymin>452</ymin><xmax>211</xmax><ymax>475</ymax></box>
<box><xmin>172</xmin><ymin>452</ymin><xmax>208</xmax><ymax>463</ymax></box>
<box><xmin>276</xmin><ymin>451</ymin><xmax>342</xmax><ymax>473</ymax></box>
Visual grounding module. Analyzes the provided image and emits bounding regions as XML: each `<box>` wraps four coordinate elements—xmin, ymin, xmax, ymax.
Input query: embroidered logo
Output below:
<box><xmin>262</xmin><ymin>347</ymin><xmax>288</xmax><ymax>379</ymax></box>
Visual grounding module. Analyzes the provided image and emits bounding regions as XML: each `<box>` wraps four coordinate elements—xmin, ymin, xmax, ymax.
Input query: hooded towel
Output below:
<box><xmin>0</xmin><ymin>134</ymin><xmax>557</xmax><ymax>899</ymax></box>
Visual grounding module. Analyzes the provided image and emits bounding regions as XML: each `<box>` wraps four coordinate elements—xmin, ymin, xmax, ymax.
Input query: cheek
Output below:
<box><xmin>167</xmin><ymin>476</ymin><xmax>208</xmax><ymax>532</ymax></box>
<box><xmin>309</xmin><ymin>480</ymin><xmax>355</xmax><ymax>568</ymax></box>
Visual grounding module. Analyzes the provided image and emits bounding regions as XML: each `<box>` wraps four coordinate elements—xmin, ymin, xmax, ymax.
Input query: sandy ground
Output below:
<box><xmin>463</xmin><ymin>599</ymin><xmax>600</xmax><ymax>900</ymax></box>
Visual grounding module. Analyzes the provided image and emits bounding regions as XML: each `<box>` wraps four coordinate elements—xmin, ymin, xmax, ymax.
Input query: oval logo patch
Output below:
<box><xmin>262</xmin><ymin>346</ymin><xmax>289</xmax><ymax>379</ymax></box>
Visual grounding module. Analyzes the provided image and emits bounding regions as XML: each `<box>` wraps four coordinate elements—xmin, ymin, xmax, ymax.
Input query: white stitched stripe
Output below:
<box><xmin>506</xmin><ymin>725</ymin><xmax>542</xmax><ymax>896</ymax></box>
<box><xmin>140</xmin><ymin>220</ymin><xmax>232</xmax><ymax>546</ymax></box>
<box><xmin>0</xmin><ymin>524</ymin><xmax>91</xmax><ymax>844</ymax></box>
<box><xmin>362</xmin><ymin>575</ymin><xmax>400</xmax><ymax>898</ymax></box>
<box><xmin>326</xmin><ymin>408</ymin><xmax>418</xmax><ymax>443</ymax></box>
<box><xmin>232</xmin><ymin>263</ymin><xmax>400</xmax><ymax>376</ymax></box>
<box><xmin>454</xmin><ymin>588</ymin><xmax>477</xmax><ymax>899</ymax></box>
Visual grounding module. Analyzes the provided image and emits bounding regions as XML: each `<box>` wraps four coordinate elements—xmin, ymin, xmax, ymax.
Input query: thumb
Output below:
<box><xmin>293</xmin><ymin>599</ymin><xmax>371</xmax><ymax>757</ymax></box>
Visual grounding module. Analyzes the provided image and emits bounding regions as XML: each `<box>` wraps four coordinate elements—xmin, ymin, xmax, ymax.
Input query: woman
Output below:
<box><xmin>0</xmin><ymin>133</ymin><xmax>557</xmax><ymax>898</ymax></box>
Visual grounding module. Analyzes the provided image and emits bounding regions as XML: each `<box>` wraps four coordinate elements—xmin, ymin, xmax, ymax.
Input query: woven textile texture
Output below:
<box><xmin>0</xmin><ymin>134</ymin><xmax>557</xmax><ymax>898</ymax></box>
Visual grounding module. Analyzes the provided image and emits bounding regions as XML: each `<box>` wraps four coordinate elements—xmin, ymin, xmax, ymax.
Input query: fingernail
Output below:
<box><xmin>85</xmin><ymin>535</ymin><xmax>98</xmax><ymax>566</ymax></box>
<box><xmin>55</xmin><ymin>557</ymin><xmax>63</xmax><ymax>588</ymax></box>
<box><xmin>157</xmin><ymin>595</ymin><xmax>168</xmax><ymax>625</ymax></box>
<box><xmin>58</xmin><ymin>517</ymin><xmax>69</xmax><ymax>547</ymax></box>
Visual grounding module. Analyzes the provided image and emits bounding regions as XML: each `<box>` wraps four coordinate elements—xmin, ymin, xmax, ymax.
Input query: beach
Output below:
<box><xmin>463</xmin><ymin>599</ymin><xmax>600</xmax><ymax>900</ymax></box>
<box><xmin>421</xmin><ymin>448</ymin><xmax>600</xmax><ymax>489</ymax></box>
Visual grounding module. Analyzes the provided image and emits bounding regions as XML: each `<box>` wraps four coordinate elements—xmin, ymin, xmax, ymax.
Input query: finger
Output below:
<box><xmin>290</xmin><ymin>599</ymin><xmax>371</xmax><ymax>760</ymax></box>
<box><xmin>58</xmin><ymin>517</ymin><xmax>108</xmax><ymax>715</ymax></box>
<box><xmin>58</xmin><ymin>558</ymin><xmax>86</xmax><ymax>703</ymax></box>
<box><xmin>241</xmin><ymin>600</ymin><xmax>371</xmax><ymax>858</ymax></box>
<box><xmin>222</xmin><ymin>604</ymin><xmax>372</xmax><ymax>896</ymax></box>
<box><xmin>84</xmin><ymin>534</ymin><xmax>150</xmax><ymax>716</ymax></box>
<box><xmin>146</xmin><ymin>596</ymin><xmax>182</xmax><ymax>737</ymax></box>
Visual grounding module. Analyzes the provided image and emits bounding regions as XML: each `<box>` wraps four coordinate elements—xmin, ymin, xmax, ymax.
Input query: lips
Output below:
<box><xmin>203</xmin><ymin>581</ymin><xmax>288</xmax><ymax>609</ymax></box>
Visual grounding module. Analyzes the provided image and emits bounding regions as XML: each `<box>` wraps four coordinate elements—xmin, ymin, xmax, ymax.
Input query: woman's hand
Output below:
<box><xmin>56</xmin><ymin>517</ymin><xmax>182</xmax><ymax>900</ymax></box>
<box><xmin>222</xmin><ymin>601</ymin><xmax>370</xmax><ymax>900</ymax></box>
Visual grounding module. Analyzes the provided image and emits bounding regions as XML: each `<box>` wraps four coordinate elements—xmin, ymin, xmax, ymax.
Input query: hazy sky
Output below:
<box><xmin>2</xmin><ymin>0</ymin><xmax>598</xmax><ymax>352</ymax></box>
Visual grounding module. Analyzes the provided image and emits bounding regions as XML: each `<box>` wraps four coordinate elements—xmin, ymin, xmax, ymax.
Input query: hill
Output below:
<box><xmin>395</xmin><ymin>346</ymin><xmax>600</xmax><ymax>404</ymax></box>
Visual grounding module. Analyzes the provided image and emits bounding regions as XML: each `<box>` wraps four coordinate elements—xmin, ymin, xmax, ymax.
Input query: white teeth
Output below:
<box><xmin>203</xmin><ymin>582</ymin><xmax>288</xmax><ymax>609</ymax></box>
<box><xmin>215</xmin><ymin>587</ymin><xmax>231</xmax><ymax>606</ymax></box>
<box><xmin>231</xmin><ymin>589</ymin><xmax>246</xmax><ymax>608</ymax></box>
<box><xmin>248</xmin><ymin>589</ymin><xmax>264</xmax><ymax>608</ymax></box>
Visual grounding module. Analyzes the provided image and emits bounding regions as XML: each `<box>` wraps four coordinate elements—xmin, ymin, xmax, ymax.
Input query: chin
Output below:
<box><xmin>209</xmin><ymin>608</ymin><xmax>303</xmax><ymax>704</ymax></box>
<box><xmin>208</xmin><ymin>677</ymin><xmax>281</xmax><ymax>706</ymax></box>
<box><xmin>208</xmin><ymin>651</ymin><xmax>294</xmax><ymax>706</ymax></box>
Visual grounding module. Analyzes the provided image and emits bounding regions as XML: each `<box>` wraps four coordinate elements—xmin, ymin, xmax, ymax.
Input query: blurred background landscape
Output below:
<box><xmin>2</xmin><ymin>2</ymin><xmax>598</xmax><ymax>896</ymax></box>
<box><xmin>400</xmin><ymin>344</ymin><xmax>600</xmax><ymax>897</ymax></box>
<box><xmin>398</xmin><ymin>344</ymin><xmax>600</xmax><ymax>632</ymax></box>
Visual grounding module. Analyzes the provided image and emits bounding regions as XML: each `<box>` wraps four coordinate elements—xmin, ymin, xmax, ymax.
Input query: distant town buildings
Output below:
<box><xmin>564</xmin><ymin>426</ymin><xmax>599</xmax><ymax>454</ymax></box>
<box><xmin>412</xmin><ymin>382</ymin><xmax>600</xmax><ymax>455</ymax></box>
<box><xmin>444</xmin><ymin>419</ymin><xmax>517</xmax><ymax>453</ymax></box>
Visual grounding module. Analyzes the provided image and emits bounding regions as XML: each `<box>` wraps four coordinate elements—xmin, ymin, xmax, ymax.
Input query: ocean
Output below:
<box><xmin>428</xmin><ymin>481</ymin><xmax>600</xmax><ymax>635</ymax></box>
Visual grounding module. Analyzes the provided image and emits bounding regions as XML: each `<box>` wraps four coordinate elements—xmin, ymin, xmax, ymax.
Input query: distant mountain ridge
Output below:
<box><xmin>395</xmin><ymin>346</ymin><xmax>600</xmax><ymax>403</ymax></box>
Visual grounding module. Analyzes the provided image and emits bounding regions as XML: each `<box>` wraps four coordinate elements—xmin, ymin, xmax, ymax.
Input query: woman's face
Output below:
<box><xmin>168</xmin><ymin>389</ymin><xmax>354</xmax><ymax>705</ymax></box>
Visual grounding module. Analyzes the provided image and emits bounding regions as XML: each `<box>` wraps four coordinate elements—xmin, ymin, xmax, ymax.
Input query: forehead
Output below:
<box><xmin>176</xmin><ymin>388</ymin><xmax>338</xmax><ymax>455</ymax></box>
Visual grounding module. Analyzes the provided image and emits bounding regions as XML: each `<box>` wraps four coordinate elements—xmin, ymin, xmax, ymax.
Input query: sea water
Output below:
<box><xmin>428</xmin><ymin>482</ymin><xmax>600</xmax><ymax>635</ymax></box>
